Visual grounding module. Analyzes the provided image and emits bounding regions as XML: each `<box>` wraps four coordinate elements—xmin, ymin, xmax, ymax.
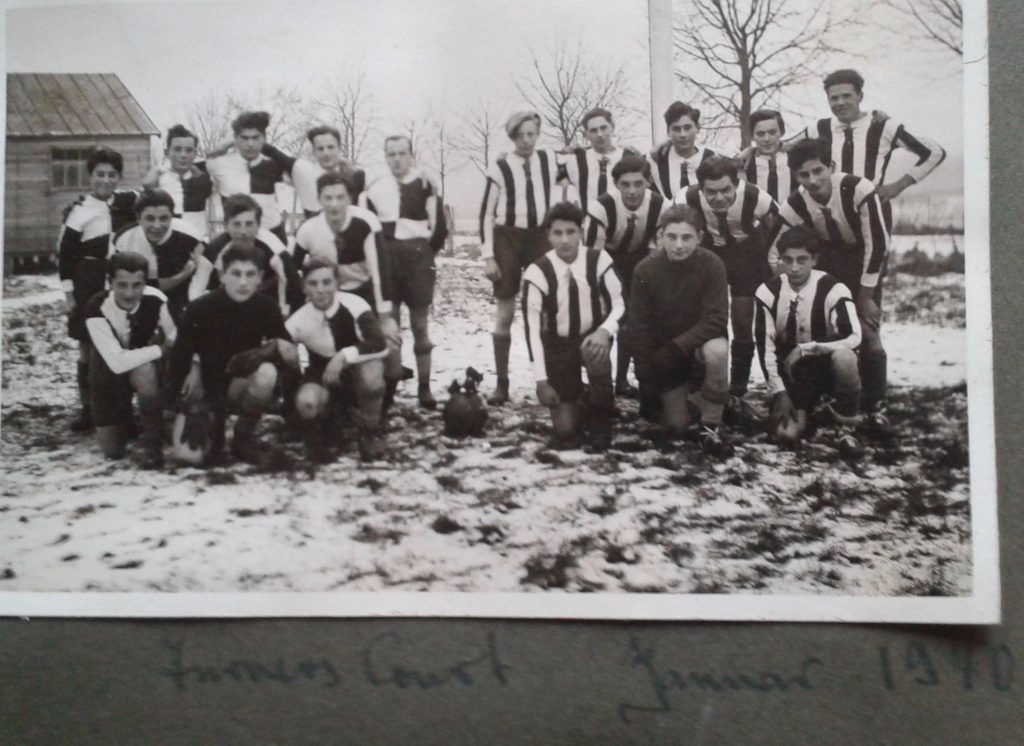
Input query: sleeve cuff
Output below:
<box><xmin>62</xmin><ymin>279</ymin><xmax>74</xmax><ymax>293</ymax></box>
<box><xmin>859</xmin><ymin>275</ymin><xmax>879</xmax><ymax>289</ymax></box>
<box><xmin>377</xmin><ymin>301</ymin><xmax>393</xmax><ymax>314</ymax></box>
<box><xmin>599</xmin><ymin>319</ymin><xmax>619</xmax><ymax>337</ymax></box>
<box><xmin>341</xmin><ymin>346</ymin><xmax>359</xmax><ymax>365</ymax></box>
<box><xmin>480</xmin><ymin>244</ymin><xmax>494</xmax><ymax>259</ymax></box>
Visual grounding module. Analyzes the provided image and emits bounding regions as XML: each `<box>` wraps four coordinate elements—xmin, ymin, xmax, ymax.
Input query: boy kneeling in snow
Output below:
<box><xmin>83</xmin><ymin>251</ymin><xmax>177</xmax><ymax>469</ymax></box>
<box><xmin>754</xmin><ymin>226</ymin><xmax>864</xmax><ymax>456</ymax></box>
<box><xmin>522</xmin><ymin>202</ymin><xmax>624</xmax><ymax>452</ymax></box>
<box><xmin>285</xmin><ymin>258</ymin><xmax>389</xmax><ymax>463</ymax></box>
<box><xmin>168</xmin><ymin>245</ymin><xmax>298</xmax><ymax>466</ymax></box>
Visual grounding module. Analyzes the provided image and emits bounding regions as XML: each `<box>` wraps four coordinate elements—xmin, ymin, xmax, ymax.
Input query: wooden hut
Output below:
<box><xmin>4</xmin><ymin>73</ymin><xmax>159</xmax><ymax>273</ymax></box>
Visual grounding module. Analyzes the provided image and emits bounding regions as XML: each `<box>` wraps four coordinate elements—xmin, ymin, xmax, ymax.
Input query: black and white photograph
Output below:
<box><xmin>0</xmin><ymin>0</ymin><xmax>998</xmax><ymax>622</ymax></box>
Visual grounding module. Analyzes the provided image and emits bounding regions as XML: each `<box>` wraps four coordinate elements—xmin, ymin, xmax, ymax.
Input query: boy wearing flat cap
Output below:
<box><xmin>478</xmin><ymin>110</ymin><xmax>562</xmax><ymax>405</ymax></box>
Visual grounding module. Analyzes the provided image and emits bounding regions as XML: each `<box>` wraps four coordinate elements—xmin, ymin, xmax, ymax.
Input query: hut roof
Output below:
<box><xmin>7</xmin><ymin>73</ymin><xmax>159</xmax><ymax>138</ymax></box>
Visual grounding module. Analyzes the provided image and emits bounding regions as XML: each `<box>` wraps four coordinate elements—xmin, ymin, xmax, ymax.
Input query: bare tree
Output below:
<box><xmin>515</xmin><ymin>40</ymin><xmax>640</xmax><ymax>148</ymax></box>
<box><xmin>183</xmin><ymin>91</ymin><xmax>235</xmax><ymax>155</ymax></box>
<box><xmin>313</xmin><ymin>71</ymin><xmax>378</xmax><ymax>163</ymax></box>
<box><xmin>673</xmin><ymin>0</ymin><xmax>865</xmax><ymax>149</ymax></box>
<box><xmin>886</xmin><ymin>0</ymin><xmax>962</xmax><ymax>56</ymax></box>
<box><xmin>183</xmin><ymin>86</ymin><xmax>314</xmax><ymax>156</ymax></box>
<box><xmin>451</xmin><ymin>100</ymin><xmax>501</xmax><ymax>177</ymax></box>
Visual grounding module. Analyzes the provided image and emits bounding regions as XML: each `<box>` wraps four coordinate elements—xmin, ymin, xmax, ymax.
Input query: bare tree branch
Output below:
<box><xmin>311</xmin><ymin>71</ymin><xmax>379</xmax><ymax>163</ymax></box>
<box><xmin>450</xmin><ymin>100</ymin><xmax>501</xmax><ymax>177</ymax></box>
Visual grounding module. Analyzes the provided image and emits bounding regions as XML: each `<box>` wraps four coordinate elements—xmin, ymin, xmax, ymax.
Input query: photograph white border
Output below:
<box><xmin>0</xmin><ymin>0</ymin><xmax>999</xmax><ymax>623</ymax></box>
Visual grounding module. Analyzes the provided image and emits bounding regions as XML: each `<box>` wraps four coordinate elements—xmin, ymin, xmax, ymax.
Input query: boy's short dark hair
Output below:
<box><xmin>307</xmin><ymin>125</ymin><xmax>341</xmax><ymax>145</ymax></box>
<box><xmin>222</xmin><ymin>193</ymin><xmax>263</xmax><ymax>223</ymax></box>
<box><xmin>787</xmin><ymin>139</ymin><xmax>833</xmax><ymax>172</ymax></box>
<box><xmin>302</xmin><ymin>257</ymin><xmax>338</xmax><ymax>278</ymax></box>
<box><xmin>86</xmin><ymin>147</ymin><xmax>124</xmax><ymax>176</ymax></box>
<box><xmin>749</xmin><ymin>109</ymin><xmax>786</xmax><ymax>135</ymax></box>
<box><xmin>663</xmin><ymin>101</ymin><xmax>701</xmax><ymax>128</ymax></box>
<box><xmin>221</xmin><ymin>244</ymin><xmax>266</xmax><ymax>273</ymax></box>
<box><xmin>580</xmin><ymin>107</ymin><xmax>613</xmax><ymax>130</ymax></box>
<box><xmin>696</xmin><ymin>155</ymin><xmax>740</xmax><ymax>186</ymax></box>
<box><xmin>384</xmin><ymin>134</ymin><xmax>414</xmax><ymax>155</ymax></box>
<box><xmin>166</xmin><ymin>124</ymin><xmax>198</xmax><ymax>146</ymax></box>
<box><xmin>133</xmin><ymin>188</ymin><xmax>175</xmax><ymax>215</ymax></box>
<box><xmin>543</xmin><ymin>201</ymin><xmax>585</xmax><ymax>230</ymax></box>
<box><xmin>657</xmin><ymin>204</ymin><xmax>705</xmax><ymax>233</ymax></box>
<box><xmin>231</xmin><ymin>111</ymin><xmax>271</xmax><ymax>135</ymax></box>
<box><xmin>106</xmin><ymin>250</ymin><xmax>150</xmax><ymax>280</ymax></box>
<box><xmin>823</xmin><ymin>69</ymin><xmax>865</xmax><ymax>93</ymax></box>
<box><xmin>777</xmin><ymin>225</ymin><xmax>821</xmax><ymax>256</ymax></box>
<box><xmin>611</xmin><ymin>155</ymin><xmax>651</xmax><ymax>182</ymax></box>
<box><xmin>316</xmin><ymin>170</ymin><xmax>356</xmax><ymax>197</ymax></box>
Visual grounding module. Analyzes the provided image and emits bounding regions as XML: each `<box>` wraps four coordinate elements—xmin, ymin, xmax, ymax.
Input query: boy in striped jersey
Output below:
<box><xmin>522</xmin><ymin>202</ymin><xmax>624</xmax><ymax>452</ymax></box>
<box><xmin>293</xmin><ymin>172</ymin><xmax>403</xmax><ymax>413</ymax></box>
<box><xmin>771</xmin><ymin>138</ymin><xmax>892</xmax><ymax>435</ymax></box>
<box><xmin>84</xmin><ymin>251</ymin><xmax>177</xmax><ymax>469</ymax></box>
<box><xmin>584</xmin><ymin>155</ymin><xmax>666</xmax><ymax>396</ymax></box>
<box><xmin>755</xmin><ymin>227</ymin><xmax>863</xmax><ymax>456</ymax></box>
<box><xmin>676</xmin><ymin>155</ymin><xmax>777</xmax><ymax>409</ymax></box>
<box><xmin>561</xmin><ymin>107</ymin><xmax>639</xmax><ymax>212</ymax></box>
<box><xmin>647</xmin><ymin>102</ymin><xmax>716</xmax><ymax>201</ymax></box>
<box><xmin>111</xmin><ymin>189</ymin><xmax>212</xmax><ymax>324</ymax></box>
<box><xmin>142</xmin><ymin>125</ymin><xmax>214</xmax><ymax>240</ymax></box>
<box><xmin>204</xmin><ymin>112</ymin><xmax>291</xmax><ymax>244</ymax></box>
<box><xmin>630</xmin><ymin>205</ymin><xmax>730</xmax><ymax>455</ymax></box>
<box><xmin>788</xmin><ymin>69</ymin><xmax>945</xmax><ymax>228</ymax></box>
<box><xmin>480</xmin><ymin>111</ymin><xmax>562</xmax><ymax>405</ymax></box>
<box><xmin>204</xmin><ymin>194</ymin><xmax>295</xmax><ymax>317</ymax></box>
<box><xmin>360</xmin><ymin>135</ymin><xmax>446</xmax><ymax>409</ymax></box>
<box><xmin>58</xmin><ymin>147</ymin><xmax>138</xmax><ymax>433</ymax></box>
<box><xmin>286</xmin><ymin>259</ymin><xmax>389</xmax><ymax>463</ymax></box>
<box><xmin>261</xmin><ymin>125</ymin><xmax>366</xmax><ymax>218</ymax></box>
<box><xmin>742</xmin><ymin>109</ymin><xmax>793</xmax><ymax>202</ymax></box>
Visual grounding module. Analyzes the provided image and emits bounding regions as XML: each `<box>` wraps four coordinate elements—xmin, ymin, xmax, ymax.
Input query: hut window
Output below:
<box><xmin>50</xmin><ymin>148</ymin><xmax>91</xmax><ymax>189</ymax></box>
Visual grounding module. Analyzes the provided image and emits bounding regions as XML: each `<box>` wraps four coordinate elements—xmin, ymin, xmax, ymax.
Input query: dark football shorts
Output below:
<box><xmin>542</xmin><ymin>334</ymin><xmax>586</xmax><ymax>402</ymax></box>
<box><xmin>650</xmin><ymin>343</ymin><xmax>714</xmax><ymax>395</ymax></box>
<box><xmin>87</xmin><ymin>347</ymin><xmax>143</xmax><ymax>427</ymax></box>
<box><xmin>781</xmin><ymin>354</ymin><xmax>839</xmax><ymax>412</ymax></box>
<box><xmin>493</xmin><ymin>225</ymin><xmax>549</xmax><ymax>300</ymax></box>
<box><xmin>816</xmin><ymin>245</ymin><xmax>886</xmax><ymax>306</ymax></box>
<box><xmin>386</xmin><ymin>237</ymin><xmax>436</xmax><ymax>307</ymax></box>
<box><xmin>711</xmin><ymin>236</ymin><xmax>771</xmax><ymax>297</ymax></box>
<box><xmin>301</xmin><ymin>358</ymin><xmax>361</xmax><ymax>410</ymax></box>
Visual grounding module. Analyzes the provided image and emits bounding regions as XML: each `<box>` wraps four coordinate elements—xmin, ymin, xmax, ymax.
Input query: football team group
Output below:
<box><xmin>54</xmin><ymin>67</ymin><xmax>945</xmax><ymax>469</ymax></box>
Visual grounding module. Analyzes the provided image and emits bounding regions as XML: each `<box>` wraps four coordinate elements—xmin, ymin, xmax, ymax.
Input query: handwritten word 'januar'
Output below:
<box><xmin>617</xmin><ymin>637</ymin><xmax>822</xmax><ymax>723</ymax></box>
<box><xmin>161</xmin><ymin>632</ymin><xmax>510</xmax><ymax>693</ymax></box>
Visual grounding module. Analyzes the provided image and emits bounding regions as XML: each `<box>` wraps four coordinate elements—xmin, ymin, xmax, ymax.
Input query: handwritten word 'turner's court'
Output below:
<box><xmin>617</xmin><ymin>637</ymin><xmax>823</xmax><ymax>723</ymax></box>
<box><xmin>160</xmin><ymin>632</ymin><xmax>510</xmax><ymax>693</ymax></box>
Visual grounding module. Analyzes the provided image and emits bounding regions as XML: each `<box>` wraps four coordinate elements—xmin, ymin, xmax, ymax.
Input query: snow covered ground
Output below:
<box><xmin>0</xmin><ymin>261</ymin><xmax>971</xmax><ymax>597</ymax></box>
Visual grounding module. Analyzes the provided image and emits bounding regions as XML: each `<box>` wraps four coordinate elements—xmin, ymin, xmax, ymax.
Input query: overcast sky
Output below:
<box><xmin>5</xmin><ymin>0</ymin><xmax>966</xmax><ymax>216</ymax></box>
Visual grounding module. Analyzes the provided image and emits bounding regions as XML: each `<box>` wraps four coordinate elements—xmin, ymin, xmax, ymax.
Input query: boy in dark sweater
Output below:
<box><xmin>168</xmin><ymin>245</ymin><xmax>299</xmax><ymax>465</ymax></box>
<box><xmin>630</xmin><ymin>205</ymin><xmax>730</xmax><ymax>454</ymax></box>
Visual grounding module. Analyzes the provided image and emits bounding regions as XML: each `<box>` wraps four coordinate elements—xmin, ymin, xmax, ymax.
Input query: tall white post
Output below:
<box><xmin>648</xmin><ymin>0</ymin><xmax>675</xmax><ymax>144</ymax></box>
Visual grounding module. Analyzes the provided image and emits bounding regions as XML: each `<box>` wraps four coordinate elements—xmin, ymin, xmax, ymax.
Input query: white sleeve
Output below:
<box><xmin>522</xmin><ymin>271</ymin><xmax>548</xmax><ymax>382</ymax></box>
<box><xmin>85</xmin><ymin>317</ymin><xmax>162</xmax><ymax>376</ymax></box>
<box><xmin>597</xmin><ymin>263</ymin><xmax>624</xmax><ymax>337</ymax></box>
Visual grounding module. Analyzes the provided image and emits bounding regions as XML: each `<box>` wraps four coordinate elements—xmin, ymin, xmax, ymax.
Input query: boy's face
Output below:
<box><xmin>667</xmin><ymin>115</ymin><xmax>699</xmax><ymax>155</ymax></box>
<box><xmin>304</xmin><ymin>267</ymin><xmax>339</xmax><ymax>311</ymax></box>
<box><xmin>226</xmin><ymin>209</ymin><xmax>260</xmax><ymax>247</ymax></box>
<box><xmin>512</xmin><ymin>120</ymin><xmax>539</xmax><ymax>158</ymax></box>
<box><xmin>547</xmin><ymin>219</ymin><xmax>582</xmax><ymax>264</ymax></box>
<box><xmin>89</xmin><ymin>163</ymin><xmax>121</xmax><ymax>200</ymax></box>
<box><xmin>780</xmin><ymin>246</ymin><xmax>817</xmax><ymax>288</ymax></box>
<box><xmin>701</xmin><ymin>175</ymin><xmax>738</xmax><ymax>212</ymax></box>
<box><xmin>221</xmin><ymin>260</ymin><xmax>263</xmax><ymax>303</ymax></box>
<box><xmin>138</xmin><ymin>205</ymin><xmax>174</xmax><ymax>244</ymax></box>
<box><xmin>318</xmin><ymin>183</ymin><xmax>351</xmax><ymax>221</ymax></box>
<box><xmin>794</xmin><ymin>158</ymin><xmax>835</xmax><ymax>201</ymax></box>
<box><xmin>752</xmin><ymin>118</ymin><xmax>783</xmax><ymax>156</ymax></box>
<box><xmin>311</xmin><ymin>133</ymin><xmax>341</xmax><ymax>169</ymax></box>
<box><xmin>826</xmin><ymin>83</ymin><xmax>864</xmax><ymax>124</ymax></box>
<box><xmin>385</xmin><ymin>139</ymin><xmax>414</xmax><ymax>178</ymax></box>
<box><xmin>615</xmin><ymin>172</ymin><xmax>648</xmax><ymax>211</ymax></box>
<box><xmin>659</xmin><ymin>221</ymin><xmax>701</xmax><ymax>262</ymax></box>
<box><xmin>584</xmin><ymin>116</ymin><xmax>614</xmax><ymax>153</ymax></box>
<box><xmin>110</xmin><ymin>269</ymin><xmax>148</xmax><ymax>310</ymax></box>
<box><xmin>235</xmin><ymin>127</ymin><xmax>266</xmax><ymax>161</ymax></box>
<box><xmin>167</xmin><ymin>136</ymin><xmax>198</xmax><ymax>172</ymax></box>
